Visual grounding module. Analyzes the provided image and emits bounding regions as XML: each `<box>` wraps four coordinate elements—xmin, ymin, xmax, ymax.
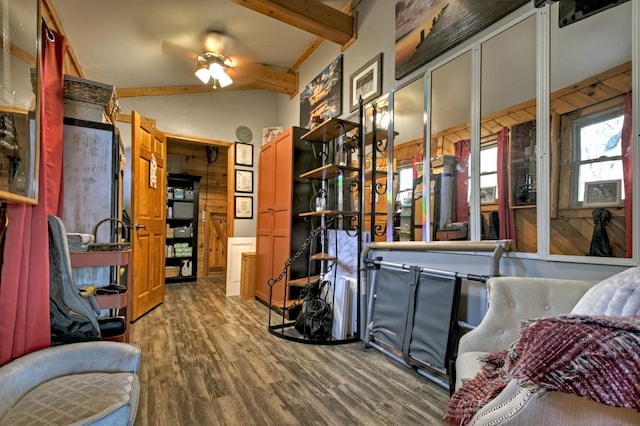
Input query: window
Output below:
<box><xmin>480</xmin><ymin>143</ymin><xmax>498</xmax><ymax>202</ymax></box>
<box><xmin>572</xmin><ymin>105</ymin><xmax>625</xmax><ymax>205</ymax></box>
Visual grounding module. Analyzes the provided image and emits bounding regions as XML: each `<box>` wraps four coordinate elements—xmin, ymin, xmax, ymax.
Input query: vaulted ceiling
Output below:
<box><xmin>45</xmin><ymin>0</ymin><xmax>361</xmax><ymax>99</ymax></box>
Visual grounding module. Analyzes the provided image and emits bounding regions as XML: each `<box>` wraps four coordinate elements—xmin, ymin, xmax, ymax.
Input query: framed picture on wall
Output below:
<box><xmin>509</xmin><ymin>119</ymin><xmax>537</xmax><ymax>208</ymax></box>
<box><xmin>583</xmin><ymin>180</ymin><xmax>622</xmax><ymax>207</ymax></box>
<box><xmin>299</xmin><ymin>55</ymin><xmax>343</xmax><ymax>129</ymax></box>
<box><xmin>350</xmin><ymin>53</ymin><xmax>383</xmax><ymax>112</ymax></box>
<box><xmin>234</xmin><ymin>196</ymin><xmax>253</xmax><ymax>219</ymax></box>
<box><xmin>235</xmin><ymin>142</ymin><xmax>253</xmax><ymax>167</ymax></box>
<box><xmin>235</xmin><ymin>170</ymin><xmax>253</xmax><ymax>193</ymax></box>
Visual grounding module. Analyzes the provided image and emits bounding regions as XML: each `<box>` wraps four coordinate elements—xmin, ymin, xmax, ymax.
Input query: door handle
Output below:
<box><xmin>134</xmin><ymin>223</ymin><xmax>147</xmax><ymax>230</ymax></box>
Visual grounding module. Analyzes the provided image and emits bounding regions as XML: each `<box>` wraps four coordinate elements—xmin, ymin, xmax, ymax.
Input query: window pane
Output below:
<box><xmin>480</xmin><ymin>173</ymin><xmax>498</xmax><ymax>191</ymax></box>
<box><xmin>578</xmin><ymin>160</ymin><xmax>624</xmax><ymax>201</ymax></box>
<box><xmin>579</xmin><ymin>116</ymin><xmax>623</xmax><ymax>160</ymax></box>
<box><xmin>480</xmin><ymin>146</ymin><xmax>498</xmax><ymax>173</ymax></box>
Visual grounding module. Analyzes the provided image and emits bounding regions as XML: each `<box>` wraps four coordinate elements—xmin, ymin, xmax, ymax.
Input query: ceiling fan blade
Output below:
<box><xmin>161</xmin><ymin>40</ymin><xmax>199</xmax><ymax>60</ymax></box>
<box><xmin>226</xmin><ymin>62</ymin><xmax>262</xmax><ymax>85</ymax></box>
<box><xmin>203</xmin><ymin>31</ymin><xmax>231</xmax><ymax>54</ymax></box>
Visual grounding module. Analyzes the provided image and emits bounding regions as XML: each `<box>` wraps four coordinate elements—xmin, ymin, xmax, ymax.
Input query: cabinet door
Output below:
<box><xmin>256</xmin><ymin>140</ymin><xmax>275</xmax><ymax>302</ymax></box>
<box><xmin>257</xmin><ymin>142</ymin><xmax>275</xmax><ymax>212</ymax></box>
<box><xmin>273</xmin><ymin>132</ymin><xmax>293</xmax><ymax>211</ymax></box>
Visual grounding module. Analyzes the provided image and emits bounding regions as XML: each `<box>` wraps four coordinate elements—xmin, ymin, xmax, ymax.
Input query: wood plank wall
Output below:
<box><xmin>166</xmin><ymin>141</ymin><xmax>230</xmax><ymax>276</ymax></box>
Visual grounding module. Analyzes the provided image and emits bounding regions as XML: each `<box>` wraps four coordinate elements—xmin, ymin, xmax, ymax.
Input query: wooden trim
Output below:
<box><xmin>165</xmin><ymin>132</ymin><xmax>233</xmax><ymax>148</ymax></box>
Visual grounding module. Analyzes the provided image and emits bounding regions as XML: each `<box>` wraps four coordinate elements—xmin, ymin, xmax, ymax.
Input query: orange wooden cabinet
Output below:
<box><xmin>255</xmin><ymin>127</ymin><xmax>320</xmax><ymax>307</ymax></box>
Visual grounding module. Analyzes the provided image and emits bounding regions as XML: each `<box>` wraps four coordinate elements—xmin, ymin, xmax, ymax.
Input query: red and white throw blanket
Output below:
<box><xmin>444</xmin><ymin>315</ymin><xmax>640</xmax><ymax>426</ymax></box>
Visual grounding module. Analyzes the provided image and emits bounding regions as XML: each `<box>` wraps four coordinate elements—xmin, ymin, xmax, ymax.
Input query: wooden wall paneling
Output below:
<box><xmin>166</xmin><ymin>137</ymin><xmax>232</xmax><ymax>277</ymax></box>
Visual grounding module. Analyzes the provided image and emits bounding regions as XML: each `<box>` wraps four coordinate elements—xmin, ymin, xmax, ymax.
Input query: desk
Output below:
<box><xmin>70</xmin><ymin>250</ymin><xmax>131</xmax><ymax>342</ymax></box>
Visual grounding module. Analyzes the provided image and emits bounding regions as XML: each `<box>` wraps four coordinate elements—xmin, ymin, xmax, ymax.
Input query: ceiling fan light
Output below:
<box><xmin>217</xmin><ymin>71</ymin><xmax>233</xmax><ymax>88</ymax></box>
<box><xmin>195</xmin><ymin>66</ymin><xmax>210</xmax><ymax>84</ymax></box>
<box><xmin>208</xmin><ymin>62</ymin><xmax>225</xmax><ymax>79</ymax></box>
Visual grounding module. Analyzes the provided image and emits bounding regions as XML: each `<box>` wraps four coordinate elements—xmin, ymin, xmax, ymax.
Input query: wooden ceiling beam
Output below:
<box><xmin>117</xmin><ymin>63</ymin><xmax>296</xmax><ymax>97</ymax></box>
<box><xmin>232</xmin><ymin>0</ymin><xmax>356</xmax><ymax>46</ymax></box>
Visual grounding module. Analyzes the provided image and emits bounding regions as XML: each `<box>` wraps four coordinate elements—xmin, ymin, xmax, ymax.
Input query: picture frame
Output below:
<box><xmin>261</xmin><ymin>126</ymin><xmax>284</xmax><ymax>146</ymax></box>
<box><xmin>234</xmin><ymin>142</ymin><xmax>254</xmax><ymax>167</ymax></box>
<box><xmin>350</xmin><ymin>53</ymin><xmax>383</xmax><ymax>112</ymax></box>
<box><xmin>508</xmin><ymin>119</ymin><xmax>537</xmax><ymax>208</ymax></box>
<box><xmin>480</xmin><ymin>186</ymin><xmax>497</xmax><ymax>204</ymax></box>
<box><xmin>583</xmin><ymin>180</ymin><xmax>622</xmax><ymax>207</ymax></box>
<box><xmin>234</xmin><ymin>196</ymin><xmax>253</xmax><ymax>219</ymax></box>
<box><xmin>235</xmin><ymin>169</ymin><xmax>253</xmax><ymax>193</ymax></box>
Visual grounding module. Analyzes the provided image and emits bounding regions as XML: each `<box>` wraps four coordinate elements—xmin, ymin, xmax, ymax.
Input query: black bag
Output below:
<box><xmin>295</xmin><ymin>280</ymin><xmax>332</xmax><ymax>340</ymax></box>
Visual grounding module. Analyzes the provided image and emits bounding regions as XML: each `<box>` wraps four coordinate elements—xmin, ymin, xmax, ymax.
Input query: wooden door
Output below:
<box><xmin>205</xmin><ymin>213</ymin><xmax>227</xmax><ymax>274</ymax></box>
<box><xmin>130</xmin><ymin>111</ymin><xmax>167</xmax><ymax>320</ymax></box>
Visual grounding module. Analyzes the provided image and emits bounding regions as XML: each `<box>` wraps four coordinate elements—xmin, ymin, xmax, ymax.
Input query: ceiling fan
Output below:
<box><xmin>163</xmin><ymin>30</ymin><xmax>259</xmax><ymax>90</ymax></box>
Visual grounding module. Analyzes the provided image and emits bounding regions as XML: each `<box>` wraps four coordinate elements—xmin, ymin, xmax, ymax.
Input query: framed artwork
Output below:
<box><xmin>583</xmin><ymin>180</ymin><xmax>622</xmax><ymax>207</ymax></box>
<box><xmin>349</xmin><ymin>53</ymin><xmax>383</xmax><ymax>112</ymax></box>
<box><xmin>235</xmin><ymin>169</ymin><xmax>253</xmax><ymax>193</ymax></box>
<box><xmin>299</xmin><ymin>55</ymin><xmax>343</xmax><ymax>129</ymax></box>
<box><xmin>234</xmin><ymin>196</ymin><xmax>253</xmax><ymax>219</ymax></box>
<box><xmin>480</xmin><ymin>186</ymin><xmax>497</xmax><ymax>204</ymax></box>
<box><xmin>261</xmin><ymin>126</ymin><xmax>284</xmax><ymax>145</ymax></box>
<box><xmin>395</xmin><ymin>0</ymin><xmax>528</xmax><ymax>80</ymax></box>
<box><xmin>234</xmin><ymin>142</ymin><xmax>253</xmax><ymax>167</ymax></box>
<box><xmin>509</xmin><ymin>119</ymin><xmax>537</xmax><ymax>208</ymax></box>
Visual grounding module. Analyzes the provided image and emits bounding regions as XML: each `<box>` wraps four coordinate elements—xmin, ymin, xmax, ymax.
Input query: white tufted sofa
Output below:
<box><xmin>0</xmin><ymin>341</ymin><xmax>141</xmax><ymax>426</ymax></box>
<box><xmin>454</xmin><ymin>272</ymin><xmax>640</xmax><ymax>425</ymax></box>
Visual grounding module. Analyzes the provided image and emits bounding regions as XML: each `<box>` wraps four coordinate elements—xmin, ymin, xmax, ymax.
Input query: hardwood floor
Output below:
<box><xmin>130</xmin><ymin>276</ymin><xmax>449</xmax><ymax>425</ymax></box>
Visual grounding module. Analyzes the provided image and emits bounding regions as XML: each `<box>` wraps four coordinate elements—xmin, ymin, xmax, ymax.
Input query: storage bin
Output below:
<box><xmin>174</xmin><ymin>227</ymin><xmax>191</xmax><ymax>238</ymax></box>
<box><xmin>185</xmin><ymin>189</ymin><xmax>194</xmax><ymax>200</ymax></box>
<box><xmin>165</xmin><ymin>266</ymin><xmax>180</xmax><ymax>278</ymax></box>
<box><xmin>173</xmin><ymin>202</ymin><xmax>193</xmax><ymax>218</ymax></box>
<box><xmin>173</xmin><ymin>188</ymin><xmax>185</xmax><ymax>199</ymax></box>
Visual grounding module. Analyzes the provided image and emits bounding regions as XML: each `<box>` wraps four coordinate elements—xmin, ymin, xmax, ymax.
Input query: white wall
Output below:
<box><xmin>117</xmin><ymin>90</ymin><xmax>281</xmax><ymax>237</ymax></box>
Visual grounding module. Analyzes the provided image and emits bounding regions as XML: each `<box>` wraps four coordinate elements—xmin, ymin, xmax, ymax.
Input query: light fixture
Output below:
<box><xmin>195</xmin><ymin>52</ymin><xmax>233</xmax><ymax>89</ymax></box>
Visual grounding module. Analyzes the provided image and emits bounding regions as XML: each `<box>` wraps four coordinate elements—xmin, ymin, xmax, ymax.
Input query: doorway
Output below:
<box><xmin>165</xmin><ymin>133</ymin><xmax>233</xmax><ymax>278</ymax></box>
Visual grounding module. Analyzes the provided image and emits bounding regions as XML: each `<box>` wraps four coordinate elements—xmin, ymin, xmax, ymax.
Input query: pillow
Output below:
<box><xmin>572</xmin><ymin>266</ymin><xmax>640</xmax><ymax>316</ymax></box>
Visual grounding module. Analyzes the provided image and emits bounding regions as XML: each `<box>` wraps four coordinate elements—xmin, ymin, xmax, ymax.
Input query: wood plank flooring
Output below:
<box><xmin>130</xmin><ymin>276</ymin><xmax>449</xmax><ymax>425</ymax></box>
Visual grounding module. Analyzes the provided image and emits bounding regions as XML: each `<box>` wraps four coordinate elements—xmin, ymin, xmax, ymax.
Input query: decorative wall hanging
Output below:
<box><xmin>394</xmin><ymin>0</ymin><xmax>528</xmax><ymax>80</ymax></box>
<box><xmin>509</xmin><ymin>119</ymin><xmax>536</xmax><ymax>208</ymax></box>
<box><xmin>261</xmin><ymin>126</ymin><xmax>284</xmax><ymax>145</ymax></box>
<box><xmin>235</xmin><ymin>170</ymin><xmax>253</xmax><ymax>193</ymax></box>
<box><xmin>234</xmin><ymin>142</ymin><xmax>253</xmax><ymax>167</ymax></box>
<box><xmin>349</xmin><ymin>53</ymin><xmax>383</xmax><ymax>112</ymax></box>
<box><xmin>584</xmin><ymin>180</ymin><xmax>622</xmax><ymax>207</ymax></box>
<box><xmin>234</xmin><ymin>195</ymin><xmax>253</xmax><ymax>219</ymax></box>
<box><xmin>300</xmin><ymin>55</ymin><xmax>343</xmax><ymax>129</ymax></box>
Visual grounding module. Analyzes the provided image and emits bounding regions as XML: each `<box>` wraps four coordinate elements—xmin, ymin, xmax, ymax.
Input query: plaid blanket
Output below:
<box><xmin>444</xmin><ymin>315</ymin><xmax>640</xmax><ymax>426</ymax></box>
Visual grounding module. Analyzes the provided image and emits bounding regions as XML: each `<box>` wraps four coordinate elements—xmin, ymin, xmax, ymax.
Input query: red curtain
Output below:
<box><xmin>0</xmin><ymin>24</ymin><xmax>66</xmax><ymax>365</ymax></box>
<box><xmin>621</xmin><ymin>91</ymin><xmax>632</xmax><ymax>258</ymax></box>
<box><xmin>454</xmin><ymin>140</ymin><xmax>470</xmax><ymax>223</ymax></box>
<box><xmin>497</xmin><ymin>127</ymin><xmax>516</xmax><ymax>242</ymax></box>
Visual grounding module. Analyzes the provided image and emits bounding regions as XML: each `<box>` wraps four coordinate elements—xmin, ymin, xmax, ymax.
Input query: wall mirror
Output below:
<box><xmin>429</xmin><ymin>50</ymin><xmax>472</xmax><ymax>242</ymax></box>
<box><xmin>392</xmin><ymin>77</ymin><xmax>424</xmax><ymax>241</ymax></box>
<box><xmin>0</xmin><ymin>0</ymin><xmax>40</xmax><ymax>204</ymax></box>
<box><xmin>480</xmin><ymin>14</ymin><xmax>537</xmax><ymax>252</ymax></box>
<box><xmin>360</xmin><ymin>94</ymin><xmax>394</xmax><ymax>242</ymax></box>
<box><xmin>548</xmin><ymin>1</ymin><xmax>632</xmax><ymax>259</ymax></box>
